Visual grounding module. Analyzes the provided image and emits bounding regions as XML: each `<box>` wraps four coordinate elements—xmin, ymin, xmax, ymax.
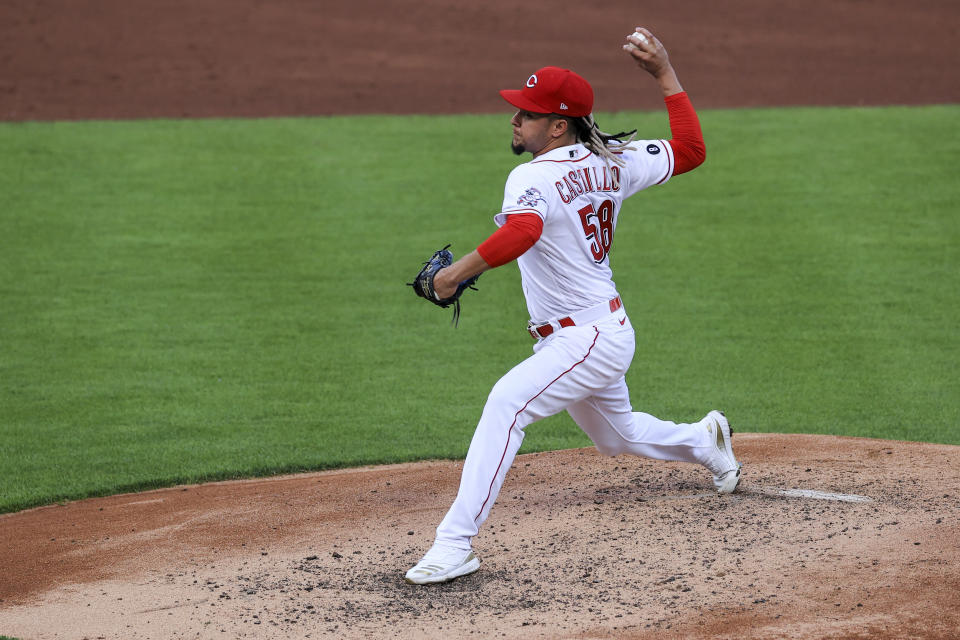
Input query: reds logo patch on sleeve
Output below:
<box><xmin>517</xmin><ymin>187</ymin><xmax>546</xmax><ymax>207</ymax></box>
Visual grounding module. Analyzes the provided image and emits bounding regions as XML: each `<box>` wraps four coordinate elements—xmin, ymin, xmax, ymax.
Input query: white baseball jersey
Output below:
<box><xmin>495</xmin><ymin>140</ymin><xmax>675</xmax><ymax>322</ymax></box>
<box><xmin>429</xmin><ymin>136</ymin><xmax>724</xmax><ymax>554</ymax></box>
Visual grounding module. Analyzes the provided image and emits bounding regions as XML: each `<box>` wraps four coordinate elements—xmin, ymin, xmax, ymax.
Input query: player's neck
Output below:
<box><xmin>532</xmin><ymin>134</ymin><xmax>578</xmax><ymax>159</ymax></box>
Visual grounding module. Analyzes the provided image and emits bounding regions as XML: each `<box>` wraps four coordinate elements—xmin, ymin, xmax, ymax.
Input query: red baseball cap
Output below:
<box><xmin>499</xmin><ymin>67</ymin><xmax>594</xmax><ymax>117</ymax></box>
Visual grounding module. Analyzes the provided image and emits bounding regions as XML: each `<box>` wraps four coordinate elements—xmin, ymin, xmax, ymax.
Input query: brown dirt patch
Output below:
<box><xmin>2</xmin><ymin>435</ymin><xmax>959</xmax><ymax>639</ymax></box>
<box><xmin>2</xmin><ymin>0</ymin><xmax>958</xmax><ymax>121</ymax></box>
<box><xmin>2</xmin><ymin>1</ymin><xmax>959</xmax><ymax>638</ymax></box>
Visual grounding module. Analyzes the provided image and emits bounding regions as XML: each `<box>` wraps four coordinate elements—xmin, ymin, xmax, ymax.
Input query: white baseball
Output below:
<box><xmin>628</xmin><ymin>32</ymin><xmax>650</xmax><ymax>46</ymax></box>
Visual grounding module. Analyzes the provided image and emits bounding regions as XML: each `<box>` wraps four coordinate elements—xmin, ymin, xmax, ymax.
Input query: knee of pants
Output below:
<box><xmin>593</xmin><ymin>440</ymin><xmax>625</xmax><ymax>457</ymax></box>
<box><xmin>484</xmin><ymin>377</ymin><xmax>513</xmax><ymax>410</ymax></box>
<box><xmin>481</xmin><ymin>376</ymin><xmax>544</xmax><ymax>429</ymax></box>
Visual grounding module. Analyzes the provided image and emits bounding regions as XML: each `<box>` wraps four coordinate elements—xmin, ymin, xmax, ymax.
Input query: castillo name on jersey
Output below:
<box><xmin>554</xmin><ymin>163</ymin><xmax>621</xmax><ymax>204</ymax></box>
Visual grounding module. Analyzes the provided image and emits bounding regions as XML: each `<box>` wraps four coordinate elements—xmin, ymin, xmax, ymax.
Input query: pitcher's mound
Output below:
<box><xmin>1</xmin><ymin>434</ymin><xmax>959</xmax><ymax>639</ymax></box>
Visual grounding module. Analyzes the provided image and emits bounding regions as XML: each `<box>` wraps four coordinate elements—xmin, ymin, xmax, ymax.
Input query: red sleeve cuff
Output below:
<box><xmin>477</xmin><ymin>212</ymin><xmax>543</xmax><ymax>267</ymax></box>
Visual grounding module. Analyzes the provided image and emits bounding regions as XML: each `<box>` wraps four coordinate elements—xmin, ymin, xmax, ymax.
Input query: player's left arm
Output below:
<box><xmin>432</xmin><ymin>250</ymin><xmax>490</xmax><ymax>300</ymax></box>
<box><xmin>432</xmin><ymin>213</ymin><xmax>543</xmax><ymax>299</ymax></box>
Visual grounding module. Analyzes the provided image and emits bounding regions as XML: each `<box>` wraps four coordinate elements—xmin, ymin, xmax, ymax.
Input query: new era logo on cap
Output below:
<box><xmin>499</xmin><ymin>67</ymin><xmax>593</xmax><ymax>117</ymax></box>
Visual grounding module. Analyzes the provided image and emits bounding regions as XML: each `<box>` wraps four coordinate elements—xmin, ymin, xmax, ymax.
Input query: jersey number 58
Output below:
<box><xmin>578</xmin><ymin>199</ymin><xmax>615</xmax><ymax>263</ymax></box>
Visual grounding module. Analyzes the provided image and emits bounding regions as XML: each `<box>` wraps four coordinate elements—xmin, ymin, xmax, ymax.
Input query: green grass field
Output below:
<box><xmin>1</xmin><ymin>105</ymin><xmax>957</xmax><ymax>513</ymax></box>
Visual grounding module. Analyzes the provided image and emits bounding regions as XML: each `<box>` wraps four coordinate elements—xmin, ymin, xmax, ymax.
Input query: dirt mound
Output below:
<box><xmin>2</xmin><ymin>435</ymin><xmax>958</xmax><ymax>639</ymax></box>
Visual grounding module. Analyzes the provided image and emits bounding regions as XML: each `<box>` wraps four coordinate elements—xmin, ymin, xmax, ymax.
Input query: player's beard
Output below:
<box><xmin>511</xmin><ymin>141</ymin><xmax>525</xmax><ymax>155</ymax></box>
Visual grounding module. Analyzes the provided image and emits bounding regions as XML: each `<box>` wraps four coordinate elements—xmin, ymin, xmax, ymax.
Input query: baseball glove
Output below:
<box><xmin>408</xmin><ymin>244</ymin><xmax>480</xmax><ymax>327</ymax></box>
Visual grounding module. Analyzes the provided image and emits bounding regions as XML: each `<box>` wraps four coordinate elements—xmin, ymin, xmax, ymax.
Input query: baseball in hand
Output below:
<box><xmin>628</xmin><ymin>31</ymin><xmax>650</xmax><ymax>46</ymax></box>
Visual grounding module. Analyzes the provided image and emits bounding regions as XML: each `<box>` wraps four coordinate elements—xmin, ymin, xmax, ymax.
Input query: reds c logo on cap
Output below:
<box><xmin>526</xmin><ymin>74</ymin><xmax>538</xmax><ymax>88</ymax></box>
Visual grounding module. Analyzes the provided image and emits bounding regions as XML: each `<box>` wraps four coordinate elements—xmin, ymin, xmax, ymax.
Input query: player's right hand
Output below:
<box><xmin>624</xmin><ymin>28</ymin><xmax>670</xmax><ymax>76</ymax></box>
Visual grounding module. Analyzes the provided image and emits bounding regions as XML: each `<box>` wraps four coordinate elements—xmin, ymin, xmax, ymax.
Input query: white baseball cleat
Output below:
<box><xmin>404</xmin><ymin>543</ymin><xmax>481</xmax><ymax>585</ymax></box>
<box><xmin>702</xmin><ymin>410</ymin><xmax>742</xmax><ymax>494</ymax></box>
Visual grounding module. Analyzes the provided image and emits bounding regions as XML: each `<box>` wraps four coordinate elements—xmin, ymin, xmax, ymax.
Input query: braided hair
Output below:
<box><xmin>568</xmin><ymin>116</ymin><xmax>638</xmax><ymax>167</ymax></box>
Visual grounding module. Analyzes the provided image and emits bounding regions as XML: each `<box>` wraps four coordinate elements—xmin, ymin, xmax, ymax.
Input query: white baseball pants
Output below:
<box><xmin>434</xmin><ymin>309</ymin><xmax>718</xmax><ymax>551</ymax></box>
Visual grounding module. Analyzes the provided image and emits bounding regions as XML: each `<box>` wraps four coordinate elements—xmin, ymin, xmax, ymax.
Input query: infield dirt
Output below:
<box><xmin>2</xmin><ymin>1</ymin><xmax>959</xmax><ymax>638</ymax></box>
<box><xmin>2</xmin><ymin>437</ymin><xmax>960</xmax><ymax>639</ymax></box>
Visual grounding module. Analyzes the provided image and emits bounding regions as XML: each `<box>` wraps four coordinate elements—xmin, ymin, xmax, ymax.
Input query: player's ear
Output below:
<box><xmin>549</xmin><ymin>116</ymin><xmax>569</xmax><ymax>139</ymax></box>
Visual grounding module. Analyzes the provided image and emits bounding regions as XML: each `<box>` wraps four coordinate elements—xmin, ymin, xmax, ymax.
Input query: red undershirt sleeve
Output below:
<box><xmin>665</xmin><ymin>92</ymin><xmax>706</xmax><ymax>175</ymax></box>
<box><xmin>476</xmin><ymin>212</ymin><xmax>544</xmax><ymax>268</ymax></box>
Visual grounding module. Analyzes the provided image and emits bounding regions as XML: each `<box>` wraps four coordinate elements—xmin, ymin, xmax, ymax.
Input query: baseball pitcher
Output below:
<box><xmin>405</xmin><ymin>26</ymin><xmax>741</xmax><ymax>585</ymax></box>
